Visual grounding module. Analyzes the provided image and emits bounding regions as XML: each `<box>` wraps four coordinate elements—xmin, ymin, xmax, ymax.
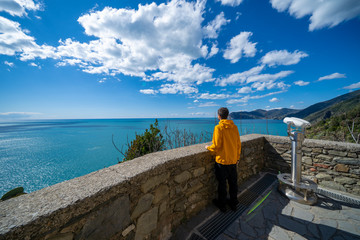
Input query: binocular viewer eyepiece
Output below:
<box><xmin>283</xmin><ymin>117</ymin><xmax>311</xmax><ymax>131</ymax></box>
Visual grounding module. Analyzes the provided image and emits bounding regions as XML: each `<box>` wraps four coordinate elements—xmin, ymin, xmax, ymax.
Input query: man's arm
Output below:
<box><xmin>205</xmin><ymin>126</ymin><xmax>222</xmax><ymax>153</ymax></box>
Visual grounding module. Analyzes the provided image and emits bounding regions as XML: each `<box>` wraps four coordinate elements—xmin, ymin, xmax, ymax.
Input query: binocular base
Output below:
<box><xmin>278</xmin><ymin>181</ymin><xmax>318</xmax><ymax>205</ymax></box>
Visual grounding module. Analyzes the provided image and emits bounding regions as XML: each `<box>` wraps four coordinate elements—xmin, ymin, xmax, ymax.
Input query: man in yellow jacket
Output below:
<box><xmin>206</xmin><ymin>107</ymin><xmax>241</xmax><ymax>212</ymax></box>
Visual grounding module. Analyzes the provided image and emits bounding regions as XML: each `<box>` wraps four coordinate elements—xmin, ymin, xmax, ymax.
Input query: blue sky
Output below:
<box><xmin>1</xmin><ymin>0</ymin><xmax>360</xmax><ymax>119</ymax></box>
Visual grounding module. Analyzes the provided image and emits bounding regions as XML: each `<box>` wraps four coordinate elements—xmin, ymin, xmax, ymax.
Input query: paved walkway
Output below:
<box><xmin>172</xmin><ymin>174</ymin><xmax>360</xmax><ymax>240</ymax></box>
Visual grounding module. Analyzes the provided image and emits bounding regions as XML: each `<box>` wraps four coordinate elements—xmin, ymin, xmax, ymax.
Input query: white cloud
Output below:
<box><xmin>318</xmin><ymin>72</ymin><xmax>346</xmax><ymax>81</ymax></box>
<box><xmin>52</xmin><ymin>0</ymin><xmax>218</xmax><ymax>94</ymax></box>
<box><xmin>269</xmin><ymin>97</ymin><xmax>280</xmax><ymax>102</ymax></box>
<box><xmin>203</xmin><ymin>12</ymin><xmax>230</xmax><ymax>39</ymax></box>
<box><xmin>343</xmin><ymin>82</ymin><xmax>360</xmax><ymax>90</ymax></box>
<box><xmin>0</xmin><ymin>16</ymin><xmax>57</xmax><ymax>60</ymax></box>
<box><xmin>1</xmin><ymin>0</ymin><xmax>216</xmax><ymax>95</ymax></box>
<box><xmin>216</xmin><ymin>0</ymin><xmax>243</xmax><ymax>7</ymax></box>
<box><xmin>217</xmin><ymin>65</ymin><xmax>264</xmax><ymax>87</ymax></box>
<box><xmin>207</xmin><ymin>43</ymin><xmax>219</xmax><ymax>58</ymax></box>
<box><xmin>147</xmin><ymin>62</ymin><xmax>215</xmax><ymax>85</ymax></box>
<box><xmin>251</xmin><ymin>80</ymin><xmax>289</xmax><ymax>91</ymax></box>
<box><xmin>260</xmin><ymin>50</ymin><xmax>308</xmax><ymax>67</ymax></box>
<box><xmin>190</xmin><ymin>112</ymin><xmax>209</xmax><ymax>116</ymax></box>
<box><xmin>227</xmin><ymin>97</ymin><xmax>249</xmax><ymax>104</ymax></box>
<box><xmin>140</xmin><ymin>89</ymin><xmax>158</xmax><ymax>95</ymax></box>
<box><xmin>246</xmin><ymin>70</ymin><xmax>294</xmax><ymax>84</ymax></box>
<box><xmin>159</xmin><ymin>83</ymin><xmax>198</xmax><ymax>95</ymax></box>
<box><xmin>98</xmin><ymin>78</ymin><xmax>106</xmax><ymax>83</ymax></box>
<box><xmin>0</xmin><ymin>111</ymin><xmax>41</xmax><ymax>119</ymax></box>
<box><xmin>223</xmin><ymin>32</ymin><xmax>257</xmax><ymax>63</ymax></box>
<box><xmin>294</xmin><ymin>80</ymin><xmax>309</xmax><ymax>86</ymax></box>
<box><xmin>4</xmin><ymin>61</ymin><xmax>14</xmax><ymax>67</ymax></box>
<box><xmin>217</xmin><ymin>66</ymin><xmax>292</xmax><ymax>95</ymax></box>
<box><xmin>270</xmin><ymin>0</ymin><xmax>360</xmax><ymax>31</ymax></box>
<box><xmin>227</xmin><ymin>90</ymin><xmax>286</xmax><ymax>104</ymax></box>
<box><xmin>0</xmin><ymin>0</ymin><xmax>41</xmax><ymax>17</ymax></box>
<box><xmin>237</xmin><ymin>86</ymin><xmax>252</xmax><ymax>94</ymax></box>
<box><xmin>198</xmin><ymin>93</ymin><xmax>230</xmax><ymax>99</ymax></box>
<box><xmin>198</xmin><ymin>102</ymin><xmax>219</xmax><ymax>107</ymax></box>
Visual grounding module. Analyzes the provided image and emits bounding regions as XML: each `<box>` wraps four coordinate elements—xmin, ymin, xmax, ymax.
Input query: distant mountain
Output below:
<box><xmin>230</xmin><ymin>89</ymin><xmax>360</xmax><ymax>123</ymax></box>
<box><xmin>230</xmin><ymin>108</ymin><xmax>300</xmax><ymax>120</ymax></box>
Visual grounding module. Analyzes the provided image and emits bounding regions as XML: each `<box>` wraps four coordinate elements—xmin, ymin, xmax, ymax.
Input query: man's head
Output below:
<box><xmin>218</xmin><ymin>107</ymin><xmax>229</xmax><ymax>120</ymax></box>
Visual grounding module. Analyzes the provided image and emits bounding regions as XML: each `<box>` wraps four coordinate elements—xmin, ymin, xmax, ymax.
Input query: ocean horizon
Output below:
<box><xmin>0</xmin><ymin>118</ymin><xmax>288</xmax><ymax>197</ymax></box>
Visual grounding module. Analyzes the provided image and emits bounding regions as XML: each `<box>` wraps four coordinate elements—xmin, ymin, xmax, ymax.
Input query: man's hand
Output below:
<box><xmin>205</xmin><ymin>145</ymin><xmax>209</xmax><ymax>150</ymax></box>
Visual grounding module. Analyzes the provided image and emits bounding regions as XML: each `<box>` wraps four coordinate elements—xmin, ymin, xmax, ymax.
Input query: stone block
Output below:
<box><xmin>315</xmin><ymin>173</ymin><xmax>332</xmax><ymax>181</ymax></box>
<box><xmin>348</xmin><ymin>152</ymin><xmax>358</xmax><ymax>158</ymax></box>
<box><xmin>193</xmin><ymin>167</ymin><xmax>205</xmax><ymax>177</ymax></box>
<box><xmin>334</xmin><ymin>157</ymin><xmax>360</xmax><ymax>166</ymax></box>
<box><xmin>186</xmin><ymin>200</ymin><xmax>207</xmax><ymax>216</ymax></box>
<box><xmin>80</xmin><ymin>195</ymin><xmax>131</xmax><ymax>240</ymax></box>
<box><xmin>334</xmin><ymin>164</ymin><xmax>349</xmax><ymax>173</ymax></box>
<box><xmin>154</xmin><ymin>185</ymin><xmax>169</xmax><ymax>204</ymax></box>
<box><xmin>141</xmin><ymin>172</ymin><xmax>170</xmax><ymax>193</ymax></box>
<box><xmin>174</xmin><ymin>199</ymin><xmax>186</xmax><ymax>212</ymax></box>
<box><xmin>181</xmin><ymin>163</ymin><xmax>192</xmax><ymax>171</ymax></box>
<box><xmin>47</xmin><ymin>233</ymin><xmax>74</xmax><ymax>240</ymax></box>
<box><xmin>131</xmin><ymin>193</ymin><xmax>154</xmax><ymax>220</ymax></box>
<box><xmin>328</xmin><ymin>150</ymin><xmax>347</xmax><ymax>157</ymax></box>
<box><xmin>320</xmin><ymin>181</ymin><xmax>346</xmax><ymax>192</ymax></box>
<box><xmin>350</xmin><ymin>169</ymin><xmax>360</xmax><ymax>175</ymax></box>
<box><xmin>186</xmin><ymin>179</ymin><xmax>203</xmax><ymax>196</ymax></box>
<box><xmin>174</xmin><ymin>171</ymin><xmax>191</xmax><ymax>183</ymax></box>
<box><xmin>315</xmin><ymin>154</ymin><xmax>333</xmax><ymax>161</ymax></box>
<box><xmin>243</xmin><ymin>148</ymin><xmax>252</xmax><ymax>156</ymax></box>
<box><xmin>159</xmin><ymin>201</ymin><xmax>167</xmax><ymax>216</ymax></box>
<box><xmin>313</xmin><ymin>163</ymin><xmax>330</xmax><ymax>169</ymax></box>
<box><xmin>313</xmin><ymin>148</ymin><xmax>322</xmax><ymax>153</ymax></box>
<box><xmin>302</xmin><ymin>147</ymin><xmax>312</xmax><ymax>153</ymax></box>
<box><xmin>334</xmin><ymin>177</ymin><xmax>357</xmax><ymax>185</ymax></box>
<box><xmin>303</xmin><ymin>156</ymin><xmax>312</xmax><ymax>165</ymax></box>
<box><xmin>135</xmin><ymin>207</ymin><xmax>158</xmax><ymax>237</ymax></box>
<box><xmin>353</xmin><ymin>186</ymin><xmax>360</xmax><ymax>195</ymax></box>
<box><xmin>188</xmin><ymin>193</ymin><xmax>202</xmax><ymax>204</ymax></box>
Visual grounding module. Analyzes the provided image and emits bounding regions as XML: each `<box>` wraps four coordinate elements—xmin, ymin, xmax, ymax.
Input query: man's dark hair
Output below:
<box><xmin>218</xmin><ymin>107</ymin><xmax>229</xmax><ymax>119</ymax></box>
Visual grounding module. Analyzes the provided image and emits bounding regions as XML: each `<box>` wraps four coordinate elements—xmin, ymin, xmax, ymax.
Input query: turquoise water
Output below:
<box><xmin>0</xmin><ymin>118</ymin><xmax>287</xmax><ymax>196</ymax></box>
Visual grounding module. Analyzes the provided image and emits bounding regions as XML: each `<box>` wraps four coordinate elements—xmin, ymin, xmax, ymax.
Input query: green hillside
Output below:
<box><xmin>305</xmin><ymin>93</ymin><xmax>360</xmax><ymax>123</ymax></box>
<box><xmin>293</xmin><ymin>89</ymin><xmax>360</xmax><ymax>122</ymax></box>
<box><xmin>306</xmin><ymin>104</ymin><xmax>360</xmax><ymax>143</ymax></box>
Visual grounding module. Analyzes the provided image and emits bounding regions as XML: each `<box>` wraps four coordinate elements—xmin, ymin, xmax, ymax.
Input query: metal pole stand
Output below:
<box><xmin>278</xmin><ymin>117</ymin><xmax>318</xmax><ymax>205</ymax></box>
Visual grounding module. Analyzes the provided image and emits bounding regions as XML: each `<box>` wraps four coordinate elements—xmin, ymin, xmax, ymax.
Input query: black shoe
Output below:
<box><xmin>213</xmin><ymin>199</ymin><xmax>226</xmax><ymax>212</ymax></box>
<box><xmin>229</xmin><ymin>204</ymin><xmax>237</xmax><ymax>211</ymax></box>
<box><xmin>227</xmin><ymin>199</ymin><xmax>238</xmax><ymax>211</ymax></box>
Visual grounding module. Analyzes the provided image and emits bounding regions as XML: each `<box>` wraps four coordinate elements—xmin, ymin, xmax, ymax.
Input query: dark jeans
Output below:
<box><xmin>214</xmin><ymin>163</ymin><xmax>238</xmax><ymax>207</ymax></box>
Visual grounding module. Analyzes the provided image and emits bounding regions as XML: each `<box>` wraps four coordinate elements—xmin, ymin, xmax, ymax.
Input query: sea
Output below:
<box><xmin>0</xmin><ymin>118</ymin><xmax>288</xmax><ymax>197</ymax></box>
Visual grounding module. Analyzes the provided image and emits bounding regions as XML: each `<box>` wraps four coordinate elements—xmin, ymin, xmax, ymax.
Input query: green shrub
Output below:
<box><xmin>122</xmin><ymin>119</ymin><xmax>164</xmax><ymax>161</ymax></box>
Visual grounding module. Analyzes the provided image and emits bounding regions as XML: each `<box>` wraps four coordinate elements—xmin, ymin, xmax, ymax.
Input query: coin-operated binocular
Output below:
<box><xmin>278</xmin><ymin>117</ymin><xmax>317</xmax><ymax>205</ymax></box>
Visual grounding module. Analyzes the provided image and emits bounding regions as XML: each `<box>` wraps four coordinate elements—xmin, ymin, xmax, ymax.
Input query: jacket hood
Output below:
<box><xmin>219</xmin><ymin>119</ymin><xmax>235</xmax><ymax>129</ymax></box>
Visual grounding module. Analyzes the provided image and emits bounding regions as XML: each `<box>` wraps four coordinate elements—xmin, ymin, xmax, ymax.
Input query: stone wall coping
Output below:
<box><xmin>264</xmin><ymin>135</ymin><xmax>360</xmax><ymax>151</ymax></box>
<box><xmin>0</xmin><ymin>134</ymin><xmax>266</xmax><ymax>236</ymax></box>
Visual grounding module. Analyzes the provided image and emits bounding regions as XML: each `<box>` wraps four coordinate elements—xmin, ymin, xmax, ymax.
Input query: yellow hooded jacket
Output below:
<box><xmin>207</xmin><ymin>119</ymin><xmax>241</xmax><ymax>165</ymax></box>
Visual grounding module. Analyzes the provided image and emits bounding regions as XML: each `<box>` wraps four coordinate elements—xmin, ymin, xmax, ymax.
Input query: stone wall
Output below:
<box><xmin>0</xmin><ymin>134</ymin><xmax>265</xmax><ymax>240</ymax></box>
<box><xmin>264</xmin><ymin>135</ymin><xmax>360</xmax><ymax>196</ymax></box>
